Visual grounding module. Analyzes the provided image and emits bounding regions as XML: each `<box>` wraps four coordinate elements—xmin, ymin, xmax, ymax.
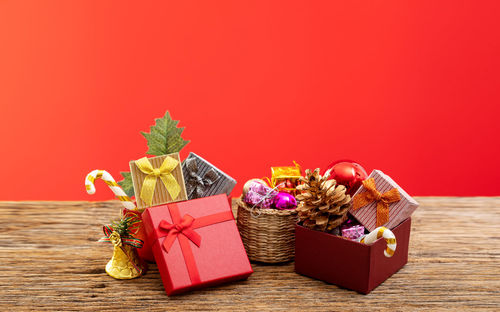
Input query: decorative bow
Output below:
<box><xmin>352</xmin><ymin>178</ymin><xmax>401</xmax><ymax>227</ymax></box>
<box><xmin>99</xmin><ymin>224</ymin><xmax>144</xmax><ymax>248</ymax></box>
<box><xmin>158</xmin><ymin>214</ymin><xmax>202</xmax><ymax>252</ymax></box>
<box><xmin>184</xmin><ymin>158</ymin><xmax>220</xmax><ymax>199</ymax></box>
<box><xmin>135</xmin><ymin>156</ymin><xmax>181</xmax><ymax>206</ymax></box>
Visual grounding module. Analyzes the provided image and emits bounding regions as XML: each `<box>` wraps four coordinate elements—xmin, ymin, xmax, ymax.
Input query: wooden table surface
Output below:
<box><xmin>1</xmin><ymin>197</ymin><xmax>499</xmax><ymax>311</ymax></box>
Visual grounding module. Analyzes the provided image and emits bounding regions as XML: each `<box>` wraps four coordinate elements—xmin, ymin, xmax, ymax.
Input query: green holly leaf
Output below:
<box><xmin>118</xmin><ymin>171</ymin><xmax>135</xmax><ymax>197</ymax></box>
<box><xmin>141</xmin><ymin>111</ymin><xmax>190</xmax><ymax>155</ymax></box>
<box><xmin>117</xmin><ymin>111</ymin><xmax>189</xmax><ymax>197</ymax></box>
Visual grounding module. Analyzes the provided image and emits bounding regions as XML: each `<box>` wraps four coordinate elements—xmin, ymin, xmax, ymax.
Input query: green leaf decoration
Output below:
<box><xmin>118</xmin><ymin>111</ymin><xmax>189</xmax><ymax>197</ymax></box>
<box><xmin>118</xmin><ymin>171</ymin><xmax>135</xmax><ymax>197</ymax></box>
<box><xmin>141</xmin><ymin>111</ymin><xmax>190</xmax><ymax>156</ymax></box>
<box><xmin>111</xmin><ymin>216</ymin><xmax>141</xmax><ymax>237</ymax></box>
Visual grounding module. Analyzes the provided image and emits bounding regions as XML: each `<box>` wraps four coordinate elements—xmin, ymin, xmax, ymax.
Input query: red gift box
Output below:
<box><xmin>142</xmin><ymin>194</ymin><xmax>253</xmax><ymax>295</ymax></box>
<box><xmin>131</xmin><ymin>195</ymin><xmax>234</xmax><ymax>263</ymax></box>
<box><xmin>294</xmin><ymin>218</ymin><xmax>411</xmax><ymax>294</ymax></box>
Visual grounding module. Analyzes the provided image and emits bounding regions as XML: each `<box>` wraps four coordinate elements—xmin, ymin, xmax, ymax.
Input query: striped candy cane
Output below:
<box><xmin>360</xmin><ymin>226</ymin><xmax>397</xmax><ymax>258</ymax></box>
<box><xmin>85</xmin><ymin>170</ymin><xmax>136</xmax><ymax>210</ymax></box>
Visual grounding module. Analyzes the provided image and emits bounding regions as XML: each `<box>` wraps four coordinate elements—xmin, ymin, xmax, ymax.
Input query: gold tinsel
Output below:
<box><xmin>296</xmin><ymin>168</ymin><xmax>352</xmax><ymax>232</ymax></box>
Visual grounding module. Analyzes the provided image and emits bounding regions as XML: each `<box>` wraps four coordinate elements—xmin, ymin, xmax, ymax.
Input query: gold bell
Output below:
<box><xmin>105</xmin><ymin>231</ymin><xmax>147</xmax><ymax>279</ymax></box>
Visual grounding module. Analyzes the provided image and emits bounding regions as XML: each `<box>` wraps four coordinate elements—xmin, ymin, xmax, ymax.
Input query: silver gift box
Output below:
<box><xmin>181</xmin><ymin>152</ymin><xmax>237</xmax><ymax>200</ymax></box>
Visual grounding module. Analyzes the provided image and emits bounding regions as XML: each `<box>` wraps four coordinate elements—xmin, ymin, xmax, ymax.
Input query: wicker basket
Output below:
<box><xmin>236</xmin><ymin>197</ymin><xmax>298</xmax><ymax>263</ymax></box>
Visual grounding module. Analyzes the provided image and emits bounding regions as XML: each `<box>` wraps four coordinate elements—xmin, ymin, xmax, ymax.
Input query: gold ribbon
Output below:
<box><xmin>352</xmin><ymin>178</ymin><xmax>401</xmax><ymax>227</ymax></box>
<box><xmin>271</xmin><ymin>161</ymin><xmax>302</xmax><ymax>179</ymax></box>
<box><xmin>135</xmin><ymin>156</ymin><xmax>181</xmax><ymax>206</ymax></box>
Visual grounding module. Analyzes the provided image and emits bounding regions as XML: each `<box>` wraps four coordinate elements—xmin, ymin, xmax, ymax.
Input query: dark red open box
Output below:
<box><xmin>294</xmin><ymin>217</ymin><xmax>411</xmax><ymax>294</ymax></box>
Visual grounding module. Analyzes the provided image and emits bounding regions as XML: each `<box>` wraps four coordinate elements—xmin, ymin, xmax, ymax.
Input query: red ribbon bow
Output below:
<box><xmin>159</xmin><ymin>214</ymin><xmax>201</xmax><ymax>252</ymax></box>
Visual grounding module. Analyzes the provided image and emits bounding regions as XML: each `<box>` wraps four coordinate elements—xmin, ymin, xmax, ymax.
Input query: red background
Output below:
<box><xmin>0</xmin><ymin>1</ymin><xmax>499</xmax><ymax>200</ymax></box>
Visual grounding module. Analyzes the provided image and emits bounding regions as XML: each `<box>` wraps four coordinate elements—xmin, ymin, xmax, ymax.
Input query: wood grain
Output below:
<box><xmin>0</xmin><ymin>198</ymin><xmax>499</xmax><ymax>311</ymax></box>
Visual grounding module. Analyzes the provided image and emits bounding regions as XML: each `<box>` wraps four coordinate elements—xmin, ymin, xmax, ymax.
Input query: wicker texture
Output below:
<box><xmin>236</xmin><ymin>197</ymin><xmax>298</xmax><ymax>263</ymax></box>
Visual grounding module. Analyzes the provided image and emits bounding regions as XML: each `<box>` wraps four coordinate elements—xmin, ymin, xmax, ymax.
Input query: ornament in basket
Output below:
<box><xmin>236</xmin><ymin>178</ymin><xmax>298</xmax><ymax>263</ymax></box>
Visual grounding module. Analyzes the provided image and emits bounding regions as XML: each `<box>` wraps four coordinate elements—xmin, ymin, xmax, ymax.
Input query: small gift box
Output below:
<box><xmin>130</xmin><ymin>153</ymin><xmax>188</xmax><ymax>209</ymax></box>
<box><xmin>142</xmin><ymin>194</ymin><xmax>253</xmax><ymax>295</ymax></box>
<box><xmin>269</xmin><ymin>161</ymin><xmax>302</xmax><ymax>194</ymax></box>
<box><xmin>350</xmin><ymin>170</ymin><xmax>419</xmax><ymax>232</ymax></box>
<box><xmin>295</xmin><ymin>217</ymin><xmax>411</xmax><ymax>294</ymax></box>
<box><xmin>181</xmin><ymin>152</ymin><xmax>237</xmax><ymax>200</ymax></box>
<box><xmin>341</xmin><ymin>225</ymin><xmax>365</xmax><ymax>241</ymax></box>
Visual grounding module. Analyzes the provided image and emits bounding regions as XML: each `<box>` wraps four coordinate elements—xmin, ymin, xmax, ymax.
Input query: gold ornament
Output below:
<box><xmin>99</xmin><ymin>217</ymin><xmax>147</xmax><ymax>280</ymax></box>
<box><xmin>242</xmin><ymin>178</ymin><xmax>268</xmax><ymax>196</ymax></box>
<box><xmin>106</xmin><ymin>231</ymin><xmax>146</xmax><ymax>279</ymax></box>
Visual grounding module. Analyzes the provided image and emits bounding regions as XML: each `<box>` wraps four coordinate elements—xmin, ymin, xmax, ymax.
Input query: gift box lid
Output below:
<box><xmin>350</xmin><ymin>170</ymin><xmax>419</xmax><ymax>231</ymax></box>
<box><xmin>142</xmin><ymin>194</ymin><xmax>253</xmax><ymax>295</ymax></box>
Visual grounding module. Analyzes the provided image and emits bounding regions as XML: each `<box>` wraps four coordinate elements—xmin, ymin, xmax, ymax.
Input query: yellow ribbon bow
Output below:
<box><xmin>352</xmin><ymin>178</ymin><xmax>401</xmax><ymax>227</ymax></box>
<box><xmin>135</xmin><ymin>156</ymin><xmax>181</xmax><ymax>206</ymax></box>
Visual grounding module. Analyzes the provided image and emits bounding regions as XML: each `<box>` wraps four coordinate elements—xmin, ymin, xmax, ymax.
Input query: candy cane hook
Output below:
<box><xmin>360</xmin><ymin>226</ymin><xmax>397</xmax><ymax>257</ymax></box>
<box><xmin>85</xmin><ymin>170</ymin><xmax>136</xmax><ymax>210</ymax></box>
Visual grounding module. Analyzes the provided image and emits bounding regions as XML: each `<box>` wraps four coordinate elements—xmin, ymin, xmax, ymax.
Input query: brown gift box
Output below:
<box><xmin>294</xmin><ymin>218</ymin><xmax>411</xmax><ymax>294</ymax></box>
<box><xmin>130</xmin><ymin>153</ymin><xmax>188</xmax><ymax>209</ymax></box>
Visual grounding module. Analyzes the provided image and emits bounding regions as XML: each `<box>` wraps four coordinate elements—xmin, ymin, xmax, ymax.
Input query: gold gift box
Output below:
<box><xmin>269</xmin><ymin>161</ymin><xmax>302</xmax><ymax>193</ymax></box>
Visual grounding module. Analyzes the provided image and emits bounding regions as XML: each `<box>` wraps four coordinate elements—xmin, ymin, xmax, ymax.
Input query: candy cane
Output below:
<box><xmin>85</xmin><ymin>170</ymin><xmax>136</xmax><ymax>210</ymax></box>
<box><xmin>360</xmin><ymin>226</ymin><xmax>396</xmax><ymax>258</ymax></box>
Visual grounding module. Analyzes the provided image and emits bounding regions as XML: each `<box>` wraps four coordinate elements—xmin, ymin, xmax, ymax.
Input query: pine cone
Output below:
<box><xmin>296</xmin><ymin>168</ymin><xmax>352</xmax><ymax>232</ymax></box>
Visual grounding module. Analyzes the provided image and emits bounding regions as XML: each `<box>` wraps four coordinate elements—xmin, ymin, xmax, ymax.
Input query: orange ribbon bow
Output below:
<box><xmin>352</xmin><ymin>178</ymin><xmax>401</xmax><ymax>227</ymax></box>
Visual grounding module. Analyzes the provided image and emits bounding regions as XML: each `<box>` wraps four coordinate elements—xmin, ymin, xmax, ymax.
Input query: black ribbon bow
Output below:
<box><xmin>185</xmin><ymin>158</ymin><xmax>220</xmax><ymax>199</ymax></box>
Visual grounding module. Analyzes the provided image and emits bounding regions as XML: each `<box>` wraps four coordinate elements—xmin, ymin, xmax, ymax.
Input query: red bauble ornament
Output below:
<box><xmin>327</xmin><ymin>160</ymin><xmax>368</xmax><ymax>195</ymax></box>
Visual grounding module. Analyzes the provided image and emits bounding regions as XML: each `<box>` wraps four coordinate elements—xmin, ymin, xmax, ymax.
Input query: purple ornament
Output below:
<box><xmin>243</xmin><ymin>182</ymin><xmax>278</xmax><ymax>209</ymax></box>
<box><xmin>272</xmin><ymin>192</ymin><xmax>297</xmax><ymax>210</ymax></box>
